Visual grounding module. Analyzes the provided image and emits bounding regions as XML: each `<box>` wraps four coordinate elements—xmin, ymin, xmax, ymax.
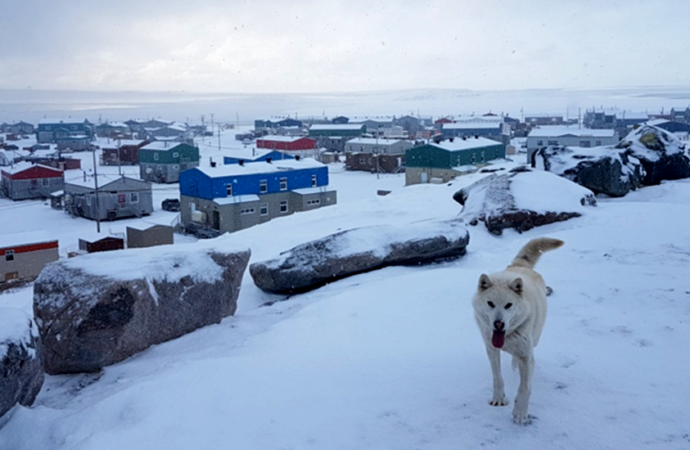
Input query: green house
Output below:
<box><xmin>139</xmin><ymin>142</ymin><xmax>200</xmax><ymax>184</ymax></box>
<box><xmin>405</xmin><ymin>137</ymin><xmax>506</xmax><ymax>185</ymax></box>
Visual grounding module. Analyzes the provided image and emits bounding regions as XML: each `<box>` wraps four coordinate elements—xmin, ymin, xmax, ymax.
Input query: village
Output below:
<box><xmin>2</xmin><ymin>107</ymin><xmax>690</xmax><ymax>285</ymax></box>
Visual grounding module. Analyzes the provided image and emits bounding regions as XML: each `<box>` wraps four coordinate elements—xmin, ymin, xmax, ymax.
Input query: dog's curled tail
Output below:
<box><xmin>510</xmin><ymin>237</ymin><xmax>564</xmax><ymax>269</ymax></box>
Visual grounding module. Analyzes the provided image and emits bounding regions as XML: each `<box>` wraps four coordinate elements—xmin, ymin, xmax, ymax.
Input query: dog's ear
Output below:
<box><xmin>509</xmin><ymin>277</ymin><xmax>523</xmax><ymax>295</ymax></box>
<box><xmin>478</xmin><ymin>274</ymin><xmax>492</xmax><ymax>291</ymax></box>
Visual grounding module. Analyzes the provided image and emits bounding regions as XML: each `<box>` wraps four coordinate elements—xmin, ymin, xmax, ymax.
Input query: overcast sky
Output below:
<box><xmin>1</xmin><ymin>0</ymin><xmax>688</xmax><ymax>94</ymax></box>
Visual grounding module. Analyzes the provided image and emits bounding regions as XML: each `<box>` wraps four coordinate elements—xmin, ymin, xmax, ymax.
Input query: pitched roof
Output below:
<box><xmin>195</xmin><ymin>158</ymin><xmax>325</xmax><ymax>178</ymax></box>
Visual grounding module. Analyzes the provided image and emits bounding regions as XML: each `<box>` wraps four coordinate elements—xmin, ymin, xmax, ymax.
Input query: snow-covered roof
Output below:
<box><xmin>443</xmin><ymin>122</ymin><xmax>501</xmax><ymax>130</ymax></box>
<box><xmin>0</xmin><ymin>162</ymin><xmax>62</xmax><ymax>175</ymax></box>
<box><xmin>101</xmin><ymin>139</ymin><xmax>147</xmax><ymax>149</ymax></box>
<box><xmin>38</xmin><ymin>118</ymin><xmax>89</xmax><ymax>125</ymax></box>
<box><xmin>195</xmin><ymin>158</ymin><xmax>325</xmax><ymax>178</ymax></box>
<box><xmin>64</xmin><ymin>173</ymin><xmax>143</xmax><ymax>190</ymax></box>
<box><xmin>258</xmin><ymin>135</ymin><xmax>310</xmax><ymax>143</ymax></box>
<box><xmin>345</xmin><ymin>138</ymin><xmax>405</xmax><ymax>146</ymax></box>
<box><xmin>430</xmin><ymin>137</ymin><xmax>502</xmax><ymax>151</ymax></box>
<box><xmin>0</xmin><ymin>231</ymin><xmax>56</xmax><ymax>250</ymax></box>
<box><xmin>140</xmin><ymin>142</ymin><xmax>187</xmax><ymax>151</ymax></box>
<box><xmin>310</xmin><ymin>124</ymin><xmax>364</xmax><ymax>131</ymax></box>
<box><xmin>528</xmin><ymin>126</ymin><xmax>616</xmax><ymax>138</ymax></box>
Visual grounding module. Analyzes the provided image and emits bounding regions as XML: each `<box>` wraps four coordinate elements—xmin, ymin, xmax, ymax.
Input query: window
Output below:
<box><xmin>280</xmin><ymin>177</ymin><xmax>288</xmax><ymax>191</ymax></box>
<box><xmin>42</xmin><ymin>178</ymin><xmax>49</xmax><ymax>186</ymax></box>
<box><xmin>536</xmin><ymin>140</ymin><xmax>543</xmax><ymax>146</ymax></box>
<box><xmin>307</xmin><ymin>199</ymin><xmax>321</xmax><ymax>206</ymax></box>
<box><xmin>595</xmin><ymin>140</ymin><xmax>602</xmax><ymax>146</ymax></box>
<box><xmin>45</xmin><ymin>126</ymin><xmax>52</xmax><ymax>131</ymax></box>
<box><xmin>226</xmin><ymin>184</ymin><xmax>233</xmax><ymax>196</ymax></box>
<box><xmin>260</xmin><ymin>203</ymin><xmax>269</xmax><ymax>216</ymax></box>
<box><xmin>547</xmin><ymin>140</ymin><xmax>559</xmax><ymax>145</ymax></box>
<box><xmin>172</xmin><ymin>165</ymin><xmax>179</xmax><ymax>171</ymax></box>
<box><xmin>579</xmin><ymin>140</ymin><xmax>591</xmax><ymax>148</ymax></box>
<box><xmin>259</xmin><ymin>179</ymin><xmax>268</xmax><ymax>193</ymax></box>
<box><xmin>359</xmin><ymin>157</ymin><xmax>365</xmax><ymax>164</ymax></box>
<box><xmin>154</xmin><ymin>152</ymin><xmax>159</xmax><ymax>161</ymax></box>
<box><xmin>130</xmin><ymin>192</ymin><xmax>139</xmax><ymax>203</ymax></box>
<box><xmin>118</xmin><ymin>193</ymin><xmax>126</xmax><ymax>203</ymax></box>
<box><xmin>240</xmin><ymin>208</ymin><xmax>255</xmax><ymax>215</ymax></box>
<box><xmin>5</xmin><ymin>250</ymin><xmax>14</xmax><ymax>261</ymax></box>
<box><xmin>173</xmin><ymin>152</ymin><xmax>179</xmax><ymax>158</ymax></box>
<box><xmin>311</xmin><ymin>175</ymin><xmax>317</xmax><ymax>187</ymax></box>
<box><xmin>280</xmin><ymin>200</ymin><xmax>288</xmax><ymax>213</ymax></box>
<box><xmin>86</xmin><ymin>195</ymin><xmax>92</xmax><ymax>206</ymax></box>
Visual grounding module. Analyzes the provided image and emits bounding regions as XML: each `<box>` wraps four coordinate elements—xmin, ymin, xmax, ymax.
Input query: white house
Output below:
<box><xmin>526</xmin><ymin>126</ymin><xmax>619</xmax><ymax>161</ymax></box>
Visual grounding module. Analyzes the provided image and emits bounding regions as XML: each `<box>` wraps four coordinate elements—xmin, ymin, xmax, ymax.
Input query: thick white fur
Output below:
<box><xmin>472</xmin><ymin>237</ymin><xmax>564</xmax><ymax>425</ymax></box>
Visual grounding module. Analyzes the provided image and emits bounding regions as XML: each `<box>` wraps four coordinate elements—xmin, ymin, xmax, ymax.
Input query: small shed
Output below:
<box><xmin>78</xmin><ymin>234</ymin><xmax>125</xmax><ymax>253</ymax></box>
<box><xmin>126</xmin><ymin>224</ymin><xmax>174</xmax><ymax>249</ymax></box>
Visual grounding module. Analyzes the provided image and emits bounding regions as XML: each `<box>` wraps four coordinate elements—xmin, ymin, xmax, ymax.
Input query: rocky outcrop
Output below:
<box><xmin>250</xmin><ymin>219</ymin><xmax>470</xmax><ymax>294</ymax></box>
<box><xmin>533</xmin><ymin>146</ymin><xmax>641</xmax><ymax>197</ymax></box>
<box><xmin>454</xmin><ymin>166</ymin><xmax>596</xmax><ymax>235</ymax></box>
<box><xmin>534</xmin><ymin>125</ymin><xmax>690</xmax><ymax>196</ymax></box>
<box><xmin>33</xmin><ymin>240</ymin><xmax>250</xmax><ymax>374</ymax></box>
<box><xmin>0</xmin><ymin>309</ymin><xmax>44</xmax><ymax>421</ymax></box>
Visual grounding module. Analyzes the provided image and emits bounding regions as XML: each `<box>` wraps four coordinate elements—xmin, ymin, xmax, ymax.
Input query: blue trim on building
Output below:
<box><xmin>223</xmin><ymin>151</ymin><xmax>294</xmax><ymax>165</ymax></box>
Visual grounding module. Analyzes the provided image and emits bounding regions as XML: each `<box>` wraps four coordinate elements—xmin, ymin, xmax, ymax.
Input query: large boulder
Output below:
<box><xmin>250</xmin><ymin>219</ymin><xmax>470</xmax><ymax>294</ymax></box>
<box><xmin>533</xmin><ymin>125</ymin><xmax>690</xmax><ymax>196</ymax></box>
<box><xmin>454</xmin><ymin>166</ymin><xmax>596</xmax><ymax>235</ymax></box>
<box><xmin>33</xmin><ymin>236</ymin><xmax>250</xmax><ymax>374</ymax></box>
<box><xmin>0</xmin><ymin>309</ymin><xmax>44</xmax><ymax>421</ymax></box>
<box><xmin>532</xmin><ymin>146</ymin><xmax>642</xmax><ymax>197</ymax></box>
<box><xmin>616</xmin><ymin>125</ymin><xmax>690</xmax><ymax>185</ymax></box>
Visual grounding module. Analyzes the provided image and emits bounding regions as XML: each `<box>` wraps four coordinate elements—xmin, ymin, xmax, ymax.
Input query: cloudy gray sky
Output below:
<box><xmin>1</xmin><ymin>0</ymin><xmax>688</xmax><ymax>94</ymax></box>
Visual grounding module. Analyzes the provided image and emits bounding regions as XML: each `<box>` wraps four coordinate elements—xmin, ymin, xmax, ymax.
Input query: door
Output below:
<box><xmin>212</xmin><ymin>210</ymin><xmax>220</xmax><ymax>230</ymax></box>
<box><xmin>420</xmin><ymin>172</ymin><xmax>428</xmax><ymax>184</ymax></box>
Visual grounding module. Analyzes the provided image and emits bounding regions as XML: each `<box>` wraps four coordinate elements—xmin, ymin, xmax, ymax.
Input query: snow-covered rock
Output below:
<box><xmin>0</xmin><ymin>308</ymin><xmax>44</xmax><ymax>422</ymax></box>
<box><xmin>533</xmin><ymin>145</ymin><xmax>642</xmax><ymax>197</ymax></box>
<box><xmin>250</xmin><ymin>219</ymin><xmax>470</xmax><ymax>294</ymax></box>
<box><xmin>616</xmin><ymin>125</ymin><xmax>690</xmax><ymax>185</ymax></box>
<box><xmin>534</xmin><ymin>125</ymin><xmax>690</xmax><ymax>197</ymax></box>
<box><xmin>33</xmin><ymin>236</ymin><xmax>250</xmax><ymax>374</ymax></box>
<box><xmin>454</xmin><ymin>166</ymin><xmax>596</xmax><ymax>235</ymax></box>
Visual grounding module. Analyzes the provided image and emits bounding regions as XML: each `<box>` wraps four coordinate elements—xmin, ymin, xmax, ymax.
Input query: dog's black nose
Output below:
<box><xmin>494</xmin><ymin>320</ymin><xmax>505</xmax><ymax>331</ymax></box>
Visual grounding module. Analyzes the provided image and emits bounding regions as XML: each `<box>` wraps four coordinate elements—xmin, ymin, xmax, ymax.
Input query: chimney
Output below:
<box><xmin>295</xmin><ymin>154</ymin><xmax>301</xmax><ymax>161</ymax></box>
<box><xmin>266</xmin><ymin>157</ymin><xmax>272</xmax><ymax>163</ymax></box>
<box><xmin>239</xmin><ymin>159</ymin><xmax>244</xmax><ymax>166</ymax></box>
<box><xmin>210</xmin><ymin>161</ymin><xmax>217</xmax><ymax>168</ymax></box>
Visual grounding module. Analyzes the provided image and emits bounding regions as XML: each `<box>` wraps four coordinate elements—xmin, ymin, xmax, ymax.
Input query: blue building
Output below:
<box><xmin>179</xmin><ymin>158</ymin><xmax>337</xmax><ymax>234</ymax></box>
<box><xmin>36</xmin><ymin>118</ymin><xmax>94</xmax><ymax>145</ymax></box>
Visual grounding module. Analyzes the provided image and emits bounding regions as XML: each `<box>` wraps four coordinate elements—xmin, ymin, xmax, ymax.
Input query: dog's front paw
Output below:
<box><xmin>512</xmin><ymin>410</ymin><xmax>533</xmax><ymax>425</ymax></box>
<box><xmin>489</xmin><ymin>396</ymin><xmax>508</xmax><ymax>406</ymax></box>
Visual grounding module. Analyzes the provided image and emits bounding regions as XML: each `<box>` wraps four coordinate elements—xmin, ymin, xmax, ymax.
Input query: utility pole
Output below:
<box><xmin>218</xmin><ymin>123</ymin><xmax>221</xmax><ymax>151</ymax></box>
<box><xmin>92</xmin><ymin>148</ymin><xmax>101</xmax><ymax>233</ymax></box>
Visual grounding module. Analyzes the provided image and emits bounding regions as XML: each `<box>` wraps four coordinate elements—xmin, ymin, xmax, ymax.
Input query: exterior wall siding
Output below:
<box><xmin>1</xmin><ymin>245</ymin><xmax>59</xmax><ymax>282</ymax></box>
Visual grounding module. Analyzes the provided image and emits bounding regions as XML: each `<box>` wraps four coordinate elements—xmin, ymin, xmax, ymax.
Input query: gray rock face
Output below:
<box><xmin>0</xmin><ymin>309</ymin><xmax>44</xmax><ymax>420</ymax></box>
<box><xmin>454</xmin><ymin>166</ymin><xmax>596</xmax><ymax>235</ymax></box>
<box><xmin>33</xmin><ymin>247</ymin><xmax>250</xmax><ymax>374</ymax></box>
<box><xmin>250</xmin><ymin>220</ymin><xmax>470</xmax><ymax>294</ymax></box>
<box><xmin>617</xmin><ymin>125</ymin><xmax>690</xmax><ymax>185</ymax></box>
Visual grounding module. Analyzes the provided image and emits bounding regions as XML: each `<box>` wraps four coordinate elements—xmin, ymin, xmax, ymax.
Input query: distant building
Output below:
<box><xmin>95</xmin><ymin>122</ymin><xmax>131</xmax><ymax>138</ymax></box>
<box><xmin>670</xmin><ymin>107</ymin><xmax>690</xmax><ymax>123</ymax></box>
<box><xmin>332</xmin><ymin>116</ymin><xmax>350</xmax><ymax>124</ymax></box>
<box><xmin>1</xmin><ymin>232</ymin><xmax>59</xmax><ymax>282</ymax></box>
<box><xmin>78</xmin><ymin>234</ymin><xmax>126</xmax><ymax>253</ymax></box>
<box><xmin>64</xmin><ymin>175</ymin><xmax>153</xmax><ymax>221</ymax></box>
<box><xmin>308</xmin><ymin>124</ymin><xmax>365</xmax><ymax>152</ymax></box>
<box><xmin>0</xmin><ymin>163</ymin><xmax>64</xmax><ymax>200</ymax></box>
<box><xmin>126</xmin><ymin>224</ymin><xmax>174</xmax><ymax>248</ymax></box>
<box><xmin>526</xmin><ymin>126</ymin><xmax>619</xmax><ymax>161</ymax></box>
<box><xmin>8</xmin><ymin>121</ymin><xmax>35</xmax><ymax>135</ymax></box>
<box><xmin>524</xmin><ymin>114</ymin><xmax>564</xmax><ymax>126</ymax></box>
<box><xmin>101</xmin><ymin>140</ymin><xmax>149</xmax><ymax>166</ymax></box>
<box><xmin>256</xmin><ymin>136</ymin><xmax>317</xmax><ymax>154</ymax></box>
<box><xmin>440</xmin><ymin>119</ymin><xmax>508</xmax><ymax>144</ymax></box>
<box><xmin>405</xmin><ymin>137</ymin><xmax>506</xmax><ymax>185</ymax></box>
<box><xmin>36</xmin><ymin>118</ymin><xmax>94</xmax><ymax>144</ymax></box>
<box><xmin>139</xmin><ymin>142</ymin><xmax>200</xmax><ymax>183</ymax></box>
<box><xmin>344</xmin><ymin>138</ymin><xmax>413</xmax><ymax>173</ymax></box>
<box><xmin>583</xmin><ymin>108</ymin><xmax>648</xmax><ymax>131</ymax></box>
<box><xmin>179</xmin><ymin>158</ymin><xmax>337</xmax><ymax>234</ymax></box>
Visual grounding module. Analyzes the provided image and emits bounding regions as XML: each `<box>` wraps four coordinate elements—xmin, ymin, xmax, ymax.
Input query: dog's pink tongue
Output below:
<box><xmin>492</xmin><ymin>331</ymin><xmax>505</xmax><ymax>348</ymax></box>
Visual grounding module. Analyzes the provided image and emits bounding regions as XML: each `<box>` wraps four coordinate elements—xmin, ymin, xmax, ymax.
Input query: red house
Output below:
<box><xmin>102</xmin><ymin>140</ymin><xmax>149</xmax><ymax>166</ymax></box>
<box><xmin>256</xmin><ymin>136</ymin><xmax>316</xmax><ymax>152</ymax></box>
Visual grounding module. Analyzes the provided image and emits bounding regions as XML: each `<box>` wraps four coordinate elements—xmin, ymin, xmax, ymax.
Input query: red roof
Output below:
<box><xmin>1</xmin><ymin>164</ymin><xmax>64</xmax><ymax>181</ymax></box>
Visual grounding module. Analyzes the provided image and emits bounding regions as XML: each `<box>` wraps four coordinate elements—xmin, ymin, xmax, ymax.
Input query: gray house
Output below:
<box><xmin>0</xmin><ymin>162</ymin><xmax>64</xmax><ymax>200</ymax></box>
<box><xmin>526</xmin><ymin>126</ymin><xmax>619</xmax><ymax>161</ymax></box>
<box><xmin>126</xmin><ymin>224</ymin><xmax>174</xmax><ymax>248</ymax></box>
<box><xmin>344</xmin><ymin>138</ymin><xmax>414</xmax><ymax>173</ymax></box>
<box><xmin>64</xmin><ymin>175</ymin><xmax>153</xmax><ymax>221</ymax></box>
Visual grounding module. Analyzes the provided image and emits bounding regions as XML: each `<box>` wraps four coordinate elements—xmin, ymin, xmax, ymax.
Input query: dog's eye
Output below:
<box><xmin>487</xmin><ymin>301</ymin><xmax>495</xmax><ymax>308</ymax></box>
<box><xmin>505</xmin><ymin>303</ymin><xmax>513</xmax><ymax>309</ymax></box>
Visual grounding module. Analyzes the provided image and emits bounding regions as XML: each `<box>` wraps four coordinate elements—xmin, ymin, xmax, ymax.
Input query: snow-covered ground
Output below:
<box><xmin>1</xmin><ymin>129</ymin><xmax>690</xmax><ymax>449</ymax></box>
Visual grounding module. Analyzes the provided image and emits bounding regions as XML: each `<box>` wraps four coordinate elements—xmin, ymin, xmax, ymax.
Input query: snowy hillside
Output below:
<box><xmin>1</xmin><ymin>142</ymin><xmax>690</xmax><ymax>448</ymax></box>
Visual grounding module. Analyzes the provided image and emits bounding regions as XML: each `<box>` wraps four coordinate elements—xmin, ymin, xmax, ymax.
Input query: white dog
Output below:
<box><xmin>472</xmin><ymin>237</ymin><xmax>564</xmax><ymax>425</ymax></box>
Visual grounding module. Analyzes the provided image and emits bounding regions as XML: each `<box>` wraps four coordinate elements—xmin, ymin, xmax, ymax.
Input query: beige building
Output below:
<box><xmin>1</xmin><ymin>232</ymin><xmax>59</xmax><ymax>282</ymax></box>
